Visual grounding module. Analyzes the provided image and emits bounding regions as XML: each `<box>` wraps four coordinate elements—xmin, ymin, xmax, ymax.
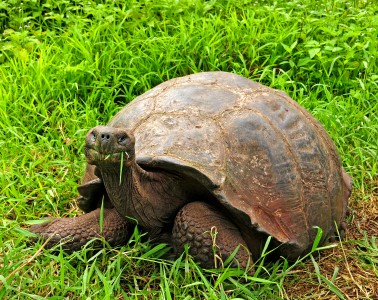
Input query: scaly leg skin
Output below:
<box><xmin>172</xmin><ymin>201</ymin><xmax>253</xmax><ymax>272</ymax></box>
<box><xmin>29</xmin><ymin>208</ymin><xmax>131</xmax><ymax>252</ymax></box>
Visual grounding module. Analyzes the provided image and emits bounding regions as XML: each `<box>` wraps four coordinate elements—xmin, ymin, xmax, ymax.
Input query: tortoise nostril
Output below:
<box><xmin>101</xmin><ymin>134</ymin><xmax>110</xmax><ymax>140</ymax></box>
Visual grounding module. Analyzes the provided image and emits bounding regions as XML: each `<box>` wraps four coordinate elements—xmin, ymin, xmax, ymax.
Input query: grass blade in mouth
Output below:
<box><xmin>99</xmin><ymin>196</ymin><xmax>104</xmax><ymax>234</ymax></box>
<box><xmin>119</xmin><ymin>151</ymin><xmax>124</xmax><ymax>185</ymax></box>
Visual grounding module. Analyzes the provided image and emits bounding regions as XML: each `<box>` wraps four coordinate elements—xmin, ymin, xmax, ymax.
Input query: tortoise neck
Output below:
<box><xmin>98</xmin><ymin>161</ymin><xmax>187</xmax><ymax>234</ymax></box>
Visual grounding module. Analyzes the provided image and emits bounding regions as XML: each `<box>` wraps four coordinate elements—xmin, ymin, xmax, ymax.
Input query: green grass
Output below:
<box><xmin>1</xmin><ymin>0</ymin><xmax>377</xmax><ymax>298</ymax></box>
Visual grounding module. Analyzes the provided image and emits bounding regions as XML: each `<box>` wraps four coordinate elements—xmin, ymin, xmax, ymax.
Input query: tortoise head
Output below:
<box><xmin>84</xmin><ymin>126</ymin><xmax>135</xmax><ymax>167</ymax></box>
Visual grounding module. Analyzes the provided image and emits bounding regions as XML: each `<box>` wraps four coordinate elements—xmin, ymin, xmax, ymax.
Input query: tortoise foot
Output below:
<box><xmin>29</xmin><ymin>208</ymin><xmax>131</xmax><ymax>252</ymax></box>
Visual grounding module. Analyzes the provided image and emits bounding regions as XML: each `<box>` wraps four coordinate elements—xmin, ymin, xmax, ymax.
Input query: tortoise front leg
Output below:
<box><xmin>172</xmin><ymin>202</ymin><xmax>253</xmax><ymax>271</ymax></box>
<box><xmin>30</xmin><ymin>208</ymin><xmax>132</xmax><ymax>252</ymax></box>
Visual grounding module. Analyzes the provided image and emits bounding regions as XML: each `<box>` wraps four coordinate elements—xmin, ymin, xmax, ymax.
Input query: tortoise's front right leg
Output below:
<box><xmin>172</xmin><ymin>202</ymin><xmax>253</xmax><ymax>272</ymax></box>
<box><xmin>30</xmin><ymin>208</ymin><xmax>132</xmax><ymax>252</ymax></box>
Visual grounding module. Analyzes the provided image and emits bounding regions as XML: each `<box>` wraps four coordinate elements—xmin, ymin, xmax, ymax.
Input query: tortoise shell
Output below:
<box><xmin>101</xmin><ymin>71</ymin><xmax>350</xmax><ymax>258</ymax></box>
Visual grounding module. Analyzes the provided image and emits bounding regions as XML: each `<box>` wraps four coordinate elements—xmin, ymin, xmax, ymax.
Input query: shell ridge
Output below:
<box><xmin>222</xmin><ymin>107</ymin><xmax>309</xmax><ymax>246</ymax></box>
<box><xmin>271</xmin><ymin>91</ymin><xmax>341</xmax><ymax>240</ymax></box>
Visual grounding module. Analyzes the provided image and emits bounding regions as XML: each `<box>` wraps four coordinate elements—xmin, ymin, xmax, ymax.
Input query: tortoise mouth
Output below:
<box><xmin>84</xmin><ymin>147</ymin><xmax>134</xmax><ymax>167</ymax></box>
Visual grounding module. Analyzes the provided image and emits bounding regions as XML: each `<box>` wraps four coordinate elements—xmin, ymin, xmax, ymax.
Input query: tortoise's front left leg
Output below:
<box><xmin>30</xmin><ymin>208</ymin><xmax>132</xmax><ymax>252</ymax></box>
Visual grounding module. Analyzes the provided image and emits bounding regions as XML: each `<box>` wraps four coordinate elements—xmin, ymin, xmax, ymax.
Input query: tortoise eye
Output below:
<box><xmin>91</xmin><ymin>131</ymin><xmax>97</xmax><ymax>141</ymax></box>
<box><xmin>118</xmin><ymin>135</ymin><xmax>127</xmax><ymax>144</ymax></box>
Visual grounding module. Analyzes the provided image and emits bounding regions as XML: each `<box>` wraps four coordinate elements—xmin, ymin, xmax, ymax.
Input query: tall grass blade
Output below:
<box><xmin>100</xmin><ymin>196</ymin><xmax>104</xmax><ymax>234</ymax></box>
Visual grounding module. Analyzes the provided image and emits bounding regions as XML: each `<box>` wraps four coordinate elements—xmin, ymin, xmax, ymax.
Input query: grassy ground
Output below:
<box><xmin>0</xmin><ymin>0</ymin><xmax>377</xmax><ymax>298</ymax></box>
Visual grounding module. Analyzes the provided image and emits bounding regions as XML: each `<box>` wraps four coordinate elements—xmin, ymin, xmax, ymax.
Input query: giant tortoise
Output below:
<box><xmin>30</xmin><ymin>71</ymin><xmax>352</xmax><ymax>269</ymax></box>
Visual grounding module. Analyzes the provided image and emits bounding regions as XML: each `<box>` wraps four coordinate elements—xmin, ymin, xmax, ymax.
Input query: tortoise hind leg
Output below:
<box><xmin>337</xmin><ymin>168</ymin><xmax>353</xmax><ymax>241</ymax></box>
<box><xmin>328</xmin><ymin>221</ymin><xmax>347</xmax><ymax>243</ymax></box>
<box><xmin>328</xmin><ymin>168</ymin><xmax>352</xmax><ymax>243</ymax></box>
<box><xmin>30</xmin><ymin>208</ymin><xmax>132</xmax><ymax>252</ymax></box>
<box><xmin>172</xmin><ymin>201</ymin><xmax>253</xmax><ymax>271</ymax></box>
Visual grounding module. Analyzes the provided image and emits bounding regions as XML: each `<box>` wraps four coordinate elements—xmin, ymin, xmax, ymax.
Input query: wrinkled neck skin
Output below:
<box><xmin>98</xmin><ymin>161</ymin><xmax>187</xmax><ymax>239</ymax></box>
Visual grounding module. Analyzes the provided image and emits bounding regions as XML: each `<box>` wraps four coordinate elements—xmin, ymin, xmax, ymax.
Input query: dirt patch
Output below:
<box><xmin>284</xmin><ymin>192</ymin><xmax>378</xmax><ymax>299</ymax></box>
